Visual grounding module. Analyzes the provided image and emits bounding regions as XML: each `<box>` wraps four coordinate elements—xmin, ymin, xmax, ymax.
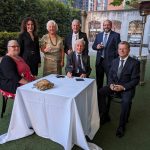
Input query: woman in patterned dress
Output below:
<box><xmin>40</xmin><ymin>20</ymin><xmax>64</xmax><ymax>76</ymax></box>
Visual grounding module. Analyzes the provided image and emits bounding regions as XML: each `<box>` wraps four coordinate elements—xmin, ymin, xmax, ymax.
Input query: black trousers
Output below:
<box><xmin>23</xmin><ymin>53</ymin><xmax>39</xmax><ymax>76</ymax></box>
<box><xmin>96</xmin><ymin>58</ymin><xmax>109</xmax><ymax>90</ymax></box>
<box><xmin>98</xmin><ymin>86</ymin><xmax>133</xmax><ymax>128</ymax></box>
<box><xmin>26</xmin><ymin>60</ymin><xmax>39</xmax><ymax>76</ymax></box>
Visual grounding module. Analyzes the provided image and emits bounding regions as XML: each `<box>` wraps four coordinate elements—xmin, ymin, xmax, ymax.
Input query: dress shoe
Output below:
<box><xmin>116</xmin><ymin>126</ymin><xmax>125</xmax><ymax>138</ymax></box>
<box><xmin>100</xmin><ymin>115</ymin><xmax>111</xmax><ymax>125</ymax></box>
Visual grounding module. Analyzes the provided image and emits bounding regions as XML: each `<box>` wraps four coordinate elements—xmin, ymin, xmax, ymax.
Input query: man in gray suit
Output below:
<box><xmin>65</xmin><ymin>39</ymin><xmax>91</xmax><ymax>78</ymax></box>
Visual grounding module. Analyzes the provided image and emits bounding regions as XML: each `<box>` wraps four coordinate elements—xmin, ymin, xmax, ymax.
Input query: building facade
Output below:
<box><xmin>88</xmin><ymin>0</ymin><xmax>125</xmax><ymax>11</ymax></box>
<box><xmin>58</xmin><ymin>0</ymin><xmax>89</xmax><ymax>11</ymax></box>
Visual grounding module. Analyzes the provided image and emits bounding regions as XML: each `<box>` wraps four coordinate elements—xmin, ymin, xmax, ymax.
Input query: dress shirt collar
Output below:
<box><xmin>103</xmin><ymin>31</ymin><xmax>111</xmax><ymax>37</ymax></box>
<box><xmin>73</xmin><ymin>32</ymin><xmax>79</xmax><ymax>37</ymax></box>
<box><xmin>75</xmin><ymin>52</ymin><xmax>82</xmax><ymax>56</ymax></box>
<box><xmin>119</xmin><ymin>55</ymin><xmax>129</xmax><ymax>66</ymax></box>
<box><xmin>119</xmin><ymin>55</ymin><xmax>129</xmax><ymax>61</ymax></box>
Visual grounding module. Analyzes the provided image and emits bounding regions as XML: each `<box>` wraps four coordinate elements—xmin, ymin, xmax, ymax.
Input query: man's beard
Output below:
<box><xmin>104</xmin><ymin>29</ymin><xmax>111</xmax><ymax>33</ymax></box>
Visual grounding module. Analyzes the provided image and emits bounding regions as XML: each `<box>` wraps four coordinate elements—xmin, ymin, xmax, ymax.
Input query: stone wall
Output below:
<box><xmin>84</xmin><ymin>9</ymin><xmax>150</xmax><ymax>44</ymax></box>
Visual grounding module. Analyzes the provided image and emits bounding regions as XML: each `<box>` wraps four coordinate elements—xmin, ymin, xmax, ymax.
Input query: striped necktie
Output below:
<box><xmin>77</xmin><ymin>54</ymin><xmax>82</xmax><ymax>73</ymax></box>
<box><xmin>117</xmin><ymin>59</ymin><xmax>124</xmax><ymax>79</ymax></box>
<box><xmin>102</xmin><ymin>33</ymin><xmax>108</xmax><ymax>57</ymax></box>
<box><xmin>103</xmin><ymin>33</ymin><xmax>108</xmax><ymax>46</ymax></box>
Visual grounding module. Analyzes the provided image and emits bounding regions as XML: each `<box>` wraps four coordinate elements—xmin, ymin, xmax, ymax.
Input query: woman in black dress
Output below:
<box><xmin>0</xmin><ymin>40</ymin><xmax>29</xmax><ymax>94</ymax></box>
<box><xmin>18</xmin><ymin>17</ymin><xmax>41</xmax><ymax>76</ymax></box>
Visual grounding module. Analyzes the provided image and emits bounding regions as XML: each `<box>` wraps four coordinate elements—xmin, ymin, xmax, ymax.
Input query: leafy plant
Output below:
<box><xmin>110</xmin><ymin>0</ymin><xmax>139</xmax><ymax>8</ymax></box>
<box><xmin>0</xmin><ymin>32</ymin><xmax>19</xmax><ymax>56</ymax></box>
<box><xmin>0</xmin><ymin>0</ymin><xmax>80</xmax><ymax>37</ymax></box>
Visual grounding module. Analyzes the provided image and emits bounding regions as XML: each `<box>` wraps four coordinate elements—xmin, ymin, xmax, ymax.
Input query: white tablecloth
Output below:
<box><xmin>0</xmin><ymin>74</ymin><xmax>101</xmax><ymax>150</ymax></box>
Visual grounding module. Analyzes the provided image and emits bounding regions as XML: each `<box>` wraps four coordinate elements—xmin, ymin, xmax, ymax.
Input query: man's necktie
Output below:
<box><xmin>102</xmin><ymin>33</ymin><xmax>108</xmax><ymax>57</ymax></box>
<box><xmin>77</xmin><ymin>55</ymin><xmax>82</xmax><ymax>72</ymax></box>
<box><xmin>103</xmin><ymin>33</ymin><xmax>108</xmax><ymax>46</ymax></box>
<box><xmin>117</xmin><ymin>59</ymin><xmax>124</xmax><ymax>79</ymax></box>
<box><xmin>76</xmin><ymin>35</ymin><xmax>78</xmax><ymax>40</ymax></box>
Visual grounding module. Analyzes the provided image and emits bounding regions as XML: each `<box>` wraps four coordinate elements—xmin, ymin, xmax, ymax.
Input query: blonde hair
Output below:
<box><xmin>46</xmin><ymin>20</ymin><xmax>58</xmax><ymax>31</ymax></box>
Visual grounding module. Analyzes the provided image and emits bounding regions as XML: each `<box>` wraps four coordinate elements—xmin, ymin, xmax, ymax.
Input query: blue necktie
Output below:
<box><xmin>102</xmin><ymin>33</ymin><xmax>108</xmax><ymax>57</ymax></box>
<box><xmin>103</xmin><ymin>33</ymin><xmax>108</xmax><ymax>47</ymax></box>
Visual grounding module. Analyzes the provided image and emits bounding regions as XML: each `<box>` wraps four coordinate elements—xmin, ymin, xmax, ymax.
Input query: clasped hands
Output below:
<box><xmin>110</xmin><ymin>84</ymin><xmax>125</xmax><ymax>92</ymax></box>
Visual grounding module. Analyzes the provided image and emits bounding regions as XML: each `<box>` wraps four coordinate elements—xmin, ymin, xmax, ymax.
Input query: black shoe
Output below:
<box><xmin>116</xmin><ymin>126</ymin><xmax>125</xmax><ymax>138</ymax></box>
<box><xmin>100</xmin><ymin>115</ymin><xmax>111</xmax><ymax>125</ymax></box>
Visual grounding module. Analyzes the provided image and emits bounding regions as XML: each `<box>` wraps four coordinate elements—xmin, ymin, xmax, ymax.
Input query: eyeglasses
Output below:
<box><xmin>8</xmin><ymin>45</ymin><xmax>20</xmax><ymax>48</ymax></box>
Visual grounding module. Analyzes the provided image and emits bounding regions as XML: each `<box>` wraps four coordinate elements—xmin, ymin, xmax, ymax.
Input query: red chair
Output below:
<box><xmin>0</xmin><ymin>89</ymin><xmax>15</xmax><ymax>118</ymax></box>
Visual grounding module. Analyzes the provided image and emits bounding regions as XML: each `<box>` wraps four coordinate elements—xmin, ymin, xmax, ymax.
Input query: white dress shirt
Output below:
<box><xmin>72</xmin><ymin>32</ymin><xmax>79</xmax><ymax>51</ymax></box>
<box><xmin>102</xmin><ymin>31</ymin><xmax>110</xmax><ymax>44</ymax></box>
<box><xmin>118</xmin><ymin>55</ymin><xmax>129</xmax><ymax>68</ymax></box>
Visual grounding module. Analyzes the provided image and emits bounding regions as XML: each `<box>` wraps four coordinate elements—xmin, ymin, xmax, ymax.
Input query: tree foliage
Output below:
<box><xmin>110</xmin><ymin>0</ymin><xmax>139</xmax><ymax>8</ymax></box>
<box><xmin>0</xmin><ymin>0</ymin><xmax>80</xmax><ymax>37</ymax></box>
<box><xmin>0</xmin><ymin>32</ymin><xmax>19</xmax><ymax>56</ymax></box>
<box><xmin>110</xmin><ymin>0</ymin><xmax>124</xmax><ymax>6</ymax></box>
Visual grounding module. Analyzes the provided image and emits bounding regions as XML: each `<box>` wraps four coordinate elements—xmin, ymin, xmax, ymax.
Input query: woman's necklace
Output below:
<box><xmin>49</xmin><ymin>34</ymin><xmax>57</xmax><ymax>46</ymax></box>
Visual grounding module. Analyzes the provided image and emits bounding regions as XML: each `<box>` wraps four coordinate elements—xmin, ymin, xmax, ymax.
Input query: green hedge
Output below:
<box><xmin>0</xmin><ymin>0</ymin><xmax>81</xmax><ymax>37</ymax></box>
<box><xmin>0</xmin><ymin>32</ymin><xmax>19</xmax><ymax>56</ymax></box>
<box><xmin>0</xmin><ymin>0</ymin><xmax>81</xmax><ymax>56</ymax></box>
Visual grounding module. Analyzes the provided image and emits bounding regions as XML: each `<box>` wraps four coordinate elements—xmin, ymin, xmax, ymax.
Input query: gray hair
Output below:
<box><xmin>7</xmin><ymin>40</ymin><xmax>19</xmax><ymax>48</ymax></box>
<box><xmin>72</xmin><ymin>19</ymin><xmax>81</xmax><ymax>26</ymax></box>
<box><xmin>46</xmin><ymin>20</ymin><xmax>58</xmax><ymax>31</ymax></box>
<box><xmin>75</xmin><ymin>38</ymin><xmax>85</xmax><ymax>46</ymax></box>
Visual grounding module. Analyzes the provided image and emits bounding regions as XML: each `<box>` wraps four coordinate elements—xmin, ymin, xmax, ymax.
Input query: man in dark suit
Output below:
<box><xmin>64</xmin><ymin>19</ymin><xmax>89</xmax><ymax>55</ymax></box>
<box><xmin>92</xmin><ymin>20</ymin><xmax>121</xmax><ymax>90</ymax></box>
<box><xmin>65</xmin><ymin>39</ymin><xmax>91</xmax><ymax>78</ymax></box>
<box><xmin>98</xmin><ymin>41</ymin><xmax>140</xmax><ymax>137</ymax></box>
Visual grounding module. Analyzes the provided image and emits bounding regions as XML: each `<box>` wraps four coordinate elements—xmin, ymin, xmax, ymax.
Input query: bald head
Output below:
<box><xmin>103</xmin><ymin>20</ymin><xmax>112</xmax><ymax>26</ymax></box>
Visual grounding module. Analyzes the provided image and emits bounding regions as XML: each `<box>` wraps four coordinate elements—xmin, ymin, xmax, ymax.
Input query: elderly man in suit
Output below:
<box><xmin>64</xmin><ymin>19</ymin><xmax>89</xmax><ymax>55</ymax></box>
<box><xmin>92</xmin><ymin>20</ymin><xmax>121</xmax><ymax>90</ymax></box>
<box><xmin>65</xmin><ymin>38</ymin><xmax>91</xmax><ymax>78</ymax></box>
<box><xmin>98</xmin><ymin>41</ymin><xmax>140</xmax><ymax>137</ymax></box>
